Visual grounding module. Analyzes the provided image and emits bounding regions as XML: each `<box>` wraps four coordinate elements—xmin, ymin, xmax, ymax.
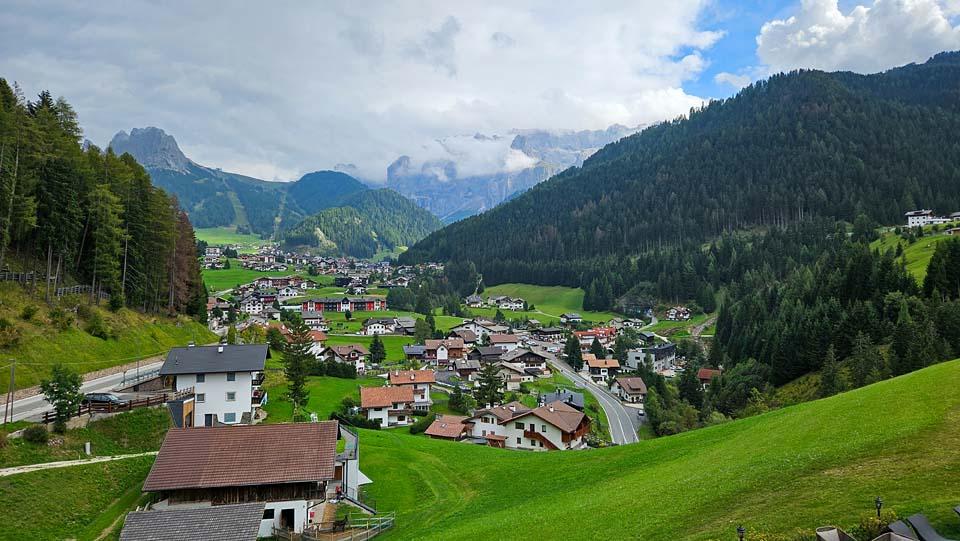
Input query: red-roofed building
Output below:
<box><xmin>424</xmin><ymin>415</ymin><xmax>471</xmax><ymax>441</ymax></box>
<box><xmin>360</xmin><ymin>386</ymin><xmax>415</xmax><ymax>427</ymax></box>
<box><xmin>697</xmin><ymin>367</ymin><xmax>723</xmax><ymax>389</ymax></box>
<box><xmin>573</xmin><ymin>327</ymin><xmax>618</xmax><ymax>352</ymax></box>
<box><xmin>388</xmin><ymin>370</ymin><xmax>436</xmax><ymax>410</ymax></box>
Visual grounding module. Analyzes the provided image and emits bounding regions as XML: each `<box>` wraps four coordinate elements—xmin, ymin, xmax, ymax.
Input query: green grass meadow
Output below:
<box><xmin>360</xmin><ymin>359</ymin><xmax>960</xmax><ymax>540</ymax></box>
<box><xmin>201</xmin><ymin>260</ymin><xmax>331</xmax><ymax>292</ymax></box>
<box><xmin>194</xmin><ymin>226</ymin><xmax>266</xmax><ymax>253</ymax></box>
<box><xmin>472</xmin><ymin>284</ymin><xmax>619</xmax><ymax>324</ymax></box>
<box><xmin>871</xmin><ymin>227</ymin><xmax>958</xmax><ymax>283</ymax></box>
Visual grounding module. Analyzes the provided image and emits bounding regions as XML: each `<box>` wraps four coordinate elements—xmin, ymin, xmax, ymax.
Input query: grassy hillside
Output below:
<box><xmin>194</xmin><ymin>226</ymin><xmax>265</xmax><ymax>253</ymax></box>
<box><xmin>361</xmin><ymin>359</ymin><xmax>960</xmax><ymax>540</ymax></box>
<box><xmin>201</xmin><ymin>261</ymin><xmax>330</xmax><ymax>292</ymax></box>
<box><xmin>474</xmin><ymin>284</ymin><xmax>619</xmax><ymax>323</ymax></box>
<box><xmin>871</xmin><ymin>228</ymin><xmax>958</xmax><ymax>282</ymax></box>
<box><xmin>0</xmin><ymin>283</ymin><xmax>215</xmax><ymax>391</ymax></box>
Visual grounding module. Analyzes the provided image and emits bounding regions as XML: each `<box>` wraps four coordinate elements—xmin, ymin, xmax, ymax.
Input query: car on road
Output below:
<box><xmin>81</xmin><ymin>392</ymin><xmax>123</xmax><ymax>406</ymax></box>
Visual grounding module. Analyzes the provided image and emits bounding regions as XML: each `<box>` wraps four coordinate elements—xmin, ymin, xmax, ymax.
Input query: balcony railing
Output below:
<box><xmin>252</xmin><ymin>389</ymin><xmax>268</xmax><ymax>406</ymax></box>
<box><xmin>251</xmin><ymin>373</ymin><xmax>265</xmax><ymax>386</ymax></box>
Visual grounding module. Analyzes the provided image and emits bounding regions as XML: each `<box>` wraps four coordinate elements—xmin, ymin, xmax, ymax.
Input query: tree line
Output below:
<box><xmin>0</xmin><ymin>79</ymin><xmax>205</xmax><ymax>317</ymax></box>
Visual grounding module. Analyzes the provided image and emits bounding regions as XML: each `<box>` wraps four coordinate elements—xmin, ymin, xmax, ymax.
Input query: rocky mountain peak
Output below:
<box><xmin>109</xmin><ymin>127</ymin><xmax>191</xmax><ymax>173</ymax></box>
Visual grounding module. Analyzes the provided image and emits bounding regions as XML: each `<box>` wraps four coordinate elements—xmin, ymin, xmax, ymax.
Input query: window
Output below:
<box><xmin>196</xmin><ymin>373</ymin><xmax>205</xmax><ymax>383</ymax></box>
<box><xmin>516</xmin><ymin>437</ymin><xmax>521</xmax><ymax>444</ymax></box>
<box><xmin>263</xmin><ymin>509</ymin><xmax>275</xmax><ymax>520</ymax></box>
<box><xmin>539</xmin><ymin>441</ymin><xmax>544</xmax><ymax>448</ymax></box>
<box><xmin>226</xmin><ymin>372</ymin><xmax>236</xmax><ymax>381</ymax></box>
<box><xmin>224</xmin><ymin>412</ymin><xmax>237</xmax><ymax>423</ymax></box>
<box><xmin>515</xmin><ymin>422</ymin><xmax>524</xmax><ymax>430</ymax></box>
<box><xmin>196</xmin><ymin>393</ymin><xmax>205</xmax><ymax>403</ymax></box>
<box><xmin>541</xmin><ymin>424</ymin><xmax>547</xmax><ymax>433</ymax></box>
<box><xmin>530</xmin><ymin>439</ymin><xmax>536</xmax><ymax>446</ymax></box>
<box><xmin>226</xmin><ymin>392</ymin><xmax>236</xmax><ymax>401</ymax></box>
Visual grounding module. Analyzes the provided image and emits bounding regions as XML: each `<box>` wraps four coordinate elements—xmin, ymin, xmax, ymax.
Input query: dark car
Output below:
<box><xmin>81</xmin><ymin>393</ymin><xmax>122</xmax><ymax>406</ymax></box>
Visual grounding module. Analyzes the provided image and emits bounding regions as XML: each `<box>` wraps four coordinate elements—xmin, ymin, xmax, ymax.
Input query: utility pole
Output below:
<box><xmin>4</xmin><ymin>361</ymin><xmax>15</xmax><ymax>425</ymax></box>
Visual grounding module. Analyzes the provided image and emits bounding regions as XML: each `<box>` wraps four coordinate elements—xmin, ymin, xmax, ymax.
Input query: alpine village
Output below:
<box><xmin>3</xmin><ymin>4</ymin><xmax>960</xmax><ymax>541</ymax></box>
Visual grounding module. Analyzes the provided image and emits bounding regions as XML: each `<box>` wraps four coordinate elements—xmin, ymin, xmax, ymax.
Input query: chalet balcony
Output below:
<box><xmin>251</xmin><ymin>373</ymin><xmax>265</xmax><ymax>387</ymax></box>
<box><xmin>252</xmin><ymin>389</ymin><xmax>268</xmax><ymax>406</ymax></box>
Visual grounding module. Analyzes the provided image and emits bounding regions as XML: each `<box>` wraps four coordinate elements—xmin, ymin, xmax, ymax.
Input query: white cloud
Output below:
<box><xmin>757</xmin><ymin>0</ymin><xmax>960</xmax><ymax>74</ymax></box>
<box><xmin>714</xmin><ymin>71</ymin><xmax>752</xmax><ymax>89</ymax></box>
<box><xmin>0</xmin><ymin>0</ymin><xmax>722</xmax><ymax>181</ymax></box>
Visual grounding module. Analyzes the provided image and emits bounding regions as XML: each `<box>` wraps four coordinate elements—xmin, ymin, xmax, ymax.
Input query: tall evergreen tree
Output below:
<box><xmin>564</xmin><ymin>334</ymin><xmax>583</xmax><ymax>371</ymax></box>
<box><xmin>283</xmin><ymin>319</ymin><xmax>313</xmax><ymax>411</ymax></box>
<box><xmin>475</xmin><ymin>363</ymin><xmax>503</xmax><ymax>407</ymax></box>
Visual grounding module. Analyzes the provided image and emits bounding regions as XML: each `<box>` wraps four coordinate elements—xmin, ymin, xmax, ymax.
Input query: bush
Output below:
<box><xmin>49</xmin><ymin>308</ymin><xmax>74</xmax><ymax>330</ymax></box>
<box><xmin>22</xmin><ymin>425</ymin><xmax>49</xmax><ymax>445</ymax></box>
<box><xmin>409</xmin><ymin>413</ymin><xmax>436</xmax><ymax>435</ymax></box>
<box><xmin>0</xmin><ymin>318</ymin><xmax>20</xmax><ymax>348</ymax></box>
<box><xmin>85</xmin><ymin>310</ymin><xmax>110</xmax><ymax>339</ymax></box>
<box><xmin>851</xmin><ymin>510</ymin><xmax>899</xmax><ymax>540</ymax></box>
<box><xmin>75</xmin><ymin>303</ymin><xmax>92</xmax><ymax>320</ymax></box>
<box><xmin>20</xmin><ymin>305</ymin><xmax>38</xmax><ymax>321</ymax></box>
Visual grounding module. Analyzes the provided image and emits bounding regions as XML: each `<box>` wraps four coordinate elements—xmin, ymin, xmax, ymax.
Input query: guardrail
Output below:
<box><xmin>41</xmin><ymin>393</ymin><xmax>170</xmax><ymax>424</ymax></box>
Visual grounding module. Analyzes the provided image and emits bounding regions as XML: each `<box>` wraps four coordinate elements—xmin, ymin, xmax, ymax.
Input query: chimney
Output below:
<box><xmin>410</xmin><ymin>374</ymin><xmax>415</xmax><ymax>380</ymax></box>
<box><xmin>218</xmin><ymin>345</ymin><xmax>224</xmax><ymax>353</ymax></box>
<box><xmin>549</xmin><ymin>405</ymin><xmax>555</xmax><ymax>412</ymax></box>
<box><xmin>508</xmin><ymin>405</ymin><xmax>515</xmax><ymax>412</ymax></box>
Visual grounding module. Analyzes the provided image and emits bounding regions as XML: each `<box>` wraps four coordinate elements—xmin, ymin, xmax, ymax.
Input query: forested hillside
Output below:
<box><xmin>283</xmin><ymin>188</ymin><xmax>442</xmax><ymax>258</ymax></box>
<box><xmin>402</xmin><ymin>52</ymin><xmax>960</xmax><ymax>294</ymax></box>
<box><xmin>0</xmin><ymin>81</ymin><xmax>205</xmax><ymax>317</ymax></box>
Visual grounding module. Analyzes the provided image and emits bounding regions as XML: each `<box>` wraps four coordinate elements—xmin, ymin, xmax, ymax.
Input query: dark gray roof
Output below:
<box><xmin>540</xmin><ymin>389</ymin><xmax>585</xmax><ymax>410</ymax></box>
<box><xmin>403</xmin><ymin>345</ymin><xmax>426</xmax><ymax>355</ymax></box>
<box><xmin>120</xmin><ymin>503</ymin><xmax>263</xmax><ymax>541</ymax></box>
<box><xmin>160</xmin><ymin>345</ymin><xmax>268</xmax><ymax>375</ymax></box>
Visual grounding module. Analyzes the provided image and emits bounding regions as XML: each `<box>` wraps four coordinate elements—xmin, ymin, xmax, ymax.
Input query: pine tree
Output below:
<box><xmin>589</xmin><ymin>337</ymin><xmax>605</xmax><ymax>358</ymax></box>
<box><xmin>564</xmin><ymin>334</ymin><xmax>583</xmax><ymax>371</ymax></box>
<box><xmin>475</xmin><ymin>363</ymin><xmax>503</xmax><ymax>407</ymax></box>
<box><xmin>283</xmin><ymin>319</ymin><xmax>313</xmax><ymax>411</ymax></box>
<box><xmin>678</xmin><ymin>362</ymin><xmax>704</xmax><ymax>409</ymax></box>
<box><xmin>370</xmin><ymin>334</ymin><xmax>386</xmax><ymax>365</ymax></box>
<box><xmin>819</xmin><ymin>346</ymin><xmax>841</xmax><ymax>397</ymax></box>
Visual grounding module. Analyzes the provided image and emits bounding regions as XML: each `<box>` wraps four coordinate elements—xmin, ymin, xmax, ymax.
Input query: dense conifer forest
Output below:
<box><xmin>0</xmin><ymin>79</ymin><xmax>205</xmax><ymax>317</ymax></box>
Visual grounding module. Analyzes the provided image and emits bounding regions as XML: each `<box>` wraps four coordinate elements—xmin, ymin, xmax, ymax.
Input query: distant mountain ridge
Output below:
<box><xmin>401</xmin><ymin>52</ymin><xmax>960</xmax><ymax>285</ymax></box>
<box><xmin>109</xmin><ymin>127</ymin><xmax>442</xmax><ymax>258</ymax></box>
<box><xmin>385</xmin><ymin>124</ymin><xmax>638</xmax><ymax>223</ymax></box>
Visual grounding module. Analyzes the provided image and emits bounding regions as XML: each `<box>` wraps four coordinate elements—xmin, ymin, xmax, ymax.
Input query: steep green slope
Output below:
<box><xmin>362</xmin><ymin>359</ymin><xmax>960</xmax><ymax>540</ymax></box>
<box><xmin>286</xmin><ymin>170</ymin><xmax>368</xmax><ymax>215</ymax></box>
<box><xmin>401</xmin><ymin>52</ymin><xmax>960</xmax><ymax>284</ymax></box>
<box><xmin>283</xmin><ymin>188</ymin><xmax>442</xmax><ymax>258</ymax></box>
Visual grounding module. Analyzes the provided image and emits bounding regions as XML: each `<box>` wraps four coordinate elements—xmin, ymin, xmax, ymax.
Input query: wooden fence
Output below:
<box><xmin>41</xmin><ymin>393</ymin><xmax>169</xmax><ymax>424</ymax></box>
<box><xmin>54</xmin><ymin>284</ymin><xmax>111</xmax><ymax>300</ymax></box>
<box><xmin>0</xmin><ymin>273</ymin><xmax>110</xmax><ymax>300</ymax></box>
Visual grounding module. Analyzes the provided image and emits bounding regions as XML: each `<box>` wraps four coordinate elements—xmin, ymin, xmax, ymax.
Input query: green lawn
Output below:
<box><xmin>194</xmin><ymin>226</ymin><xmax>266</xmax><ymax>253</ymax></box>
<box><xmin>324</xmin><ymin>335</ymin><xmax>415</xmax><ymax>362</ymax></box>
<box><xmin>324</xmin><ymin>311</ymin><xmax>462</xmax><ymax>334</ymax></box>
<box><xmin>871</xmin><ymin>229</ymin><xmax>959</xmax><ymax>282</ymax></box>
<box><xmin>0</xmin><ymin>408</ymin><xmax>170</xmax><ymax>468</ymax></box>
<box><xmin>360</xmin><ymin>359</ymin><xmax>960</xmax><ymax>540</ymax></box>
<box><xmin>0</xmin><ymin>455</ymin><xmax>156</xmax><ymax>540</ymax></box>
<box><xmin>201</xmin><ymin>259</ymin><xmax>329</xmax><ymax>292</ymax></box>
<box><xmin>647</xmin><ymin>312</ymin><xmax>713</xmax><ymax>336</ymax></box>
<box><xmin>472</xmin><ymin>284</ymin><xmax>620</xmax><ymax>324</ymax></box>
<box><xmin>518</xmin><ymin>372</ymin><xmax>610</xmax><ymax>442</ymax></box>
<box><xmin>262</xmin><ymin>375</ymin><xmax>384</xmax><ymax>423</ymax></box>
<box><xmin>0</xmin><ymin>284</ymin><xmax>215</xmax><ymax>391</ymax></box>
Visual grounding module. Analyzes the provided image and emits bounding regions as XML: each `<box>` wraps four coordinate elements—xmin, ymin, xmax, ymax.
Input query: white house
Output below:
<box><xmin>560</xmin><ymin>313</ymin><xmax>582</xmax><ymax>325</ymax></box>
<box><xmin>160</xmin><ymin>344</ymin><xmax>269</xmax><ymax>427</ymax></box>
<box><xmin>905</xmin><ymin>209</ymin><xmax>950</xmax><ymax>227</ymax></box>
<box><xmin>497</xmin><ymin>297</ymin><xmax>525</xmax><ymax>311</ymax></box>
<box><xmin>489</xmin><ymin>334</ymin><xmax>520</xmax><ymax>352</ymax></box>
<box><xmin>611</xmin><ymin>376</ymin><xmax>647</xmax><ymax>405</ymax></box>
<box><xmin>239</xmin><ymin>295</ymin><xmax>263</xmax><ymax>316</ymax></box>
<box><xmin>360</xmin><ymin>386</ymin><xmax>415</xmax><ymax>427</ymax></box>
<box><xmin>362</xmin><ymin>317</ymin><xmax>397</xmax><ymax>335</ymax></box>
<box><xmin>466</xmin><ymin>401</ymin><xmax>590</xmax><ymax>451</ymax></box>
<box><xmin>387</xmin><ymin>370</ymin><xmax>435</xmax><ymax>410</ymax></box>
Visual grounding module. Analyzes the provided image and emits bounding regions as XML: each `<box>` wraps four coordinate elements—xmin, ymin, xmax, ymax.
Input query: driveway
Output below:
<box><xmin>544</xmin><ymin>357</ymin><xmax>640</xmax><ymax>445</ymax></box>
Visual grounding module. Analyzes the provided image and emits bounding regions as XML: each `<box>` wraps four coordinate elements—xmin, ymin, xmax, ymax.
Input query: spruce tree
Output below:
<box><xmin>370</xmin><ymin>334</ymin><xmax>386</xmax><ymax>365</ymax></box>
<box><xmin>475</xmin><ymin>363</ymin><xmax>503</xmax><ymax>407</ymax></box>
<box><xmin>564</xmin><ymin>334</ymin><xmax>583</xmax><ymax>371</ymax></box>
<box><xmin>819</xmin><ymin>346</ymin><xmax>841</xmax><ymax>397</ymax></box>
<box><xmin>283</xmin><ymin>319</ymin><xmax>313</xmax><ymax>412</ymax></box>
<box><xmin>589</xmin><ymin>337</ymin><xmax>605</xmax><ymax>358</ymax></box>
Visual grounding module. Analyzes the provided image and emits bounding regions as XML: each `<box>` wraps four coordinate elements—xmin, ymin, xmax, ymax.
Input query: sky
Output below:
<box><xmin>2</xmin><ymin>0</ymin><xmax>960</xmax><ymax>182</ymax></box>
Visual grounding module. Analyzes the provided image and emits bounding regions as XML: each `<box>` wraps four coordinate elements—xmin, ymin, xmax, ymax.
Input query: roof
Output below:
<box><xmin>453</xmin><ymin>359</ymin><xmax>481</xmax><ymax>370</ymax></box>
<box><xmin>534</xmin><ymin>327</ymin><xmax>563</xmax><ymax>334</ymax></box>
<box><xmin>473</xmin><ymin>401</ymin><xmax>531</xmax><ymax>422</ymax></box>
<box><xmin>363</xmin><ymin>317</ymin><xmax>396</xmax><ymax>326</ymax></box>
<box><xmin>615</xmin><ymin>376</ymin><xmax>648</xmax><ymax>394</ymax></box>
<box><xmin>471</xmin><ymin>346</ymin><xmax>504</xmax><ymax>357</ymax></box>
<box><xmin>120</xmin><ymin>503</ymin><xmax>264</xmax><ymax>541</ymax></box>
<box><xmin>501</xmin><ymin>348</ymin><xmax>548</xmax><ymax>362</ymax></box>
<box><xmin>586</xmin><ymin>357</ymin><xmax>619</xmax><ymax>369</ymax></box>
<box><xmin>698</xmin><ymin>367</ymin><xmax>723</xmax><ymax>381</ymax></box>
<box><xmin>143</xmin><ymin>422</ymin><xmax>339</xmax><ymax>492</ymax></box>
<box><xmin>424</xmin><ymin>415</ymin><xmax>469</xmax><ymax>439</ymax></box>
<box><xmin>403</xmin><ymin>345</ymin><xmax>426</xmax><ymax>355</ymax></box>
<box><xmin>160</xmin><ymin>345</ymin><xmax>268</xmax><ymax>376</ymax></box>
<box><xmin>561</xmin><ymin>312</ymin><xmax>582</xmax><ymax>318</ymax></box>
<box><xmin>521</xmin><ymin>400</ymin><xmax>588</xmax><ymax>433</ymax></box>
<box><xmin>301</xmin><ymin>310</ymin><xmax>325</xmax><ymax>319</ymax></box>
<box><xmin>450</xmin><ymin>329</ymin><xmax>478</xmax><ymax>342</ymax></box>
<box><xmin>489</xmin><ymin>334</ymin><xmax>518</xmax><ymax>344</ymax></box>
<box><xmin>425</xmin><ymin>338</ymin><xmax>464</xmax><ymax>349</ymax></box>
<box><xmin>541</xmin><ymin>389</ymin><xmax>585</xmax><ymax>410</ymax></box>
<box><xmin>330</xmin><ymin>344</ymin><xmax>369</xmax><ymax>356</ymax></box>
<box><xmin>388</xmin><ymin>370</ymin><xmax>436</xmax><ymax>385</ymax></box>
<box><xmin>360</xmin><ymin>386</ymin><xmax>414</xmax><ymax>408</ymax></box>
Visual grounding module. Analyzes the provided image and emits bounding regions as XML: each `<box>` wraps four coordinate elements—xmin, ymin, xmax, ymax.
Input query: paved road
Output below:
<box><xmin>545</xmin><ymin>357</ymin><xmax>640</xmax><ymax>445</ymax></box>
<box><xmin>0</xmin><ymin>361</ymin><xmax>163</xmax><ymax>423</ymax></box>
